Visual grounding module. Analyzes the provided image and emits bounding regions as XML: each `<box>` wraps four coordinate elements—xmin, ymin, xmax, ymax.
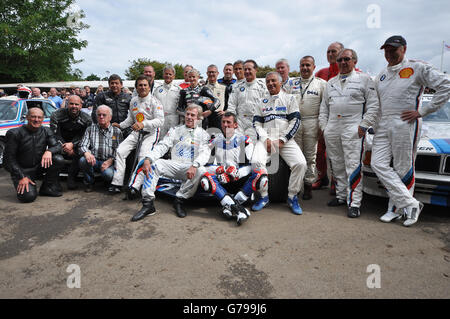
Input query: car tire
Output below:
<box><xmin>268</xmin><ymin>157</ymin><xmax>290</xmax><ymax>202</ymax></box>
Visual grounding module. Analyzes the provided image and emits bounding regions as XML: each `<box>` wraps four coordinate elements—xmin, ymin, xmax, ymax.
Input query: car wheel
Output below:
<box><xmin>268</xmin><ymin>157</ymin><xmax>290</xmax><ymax>202</ymax></box>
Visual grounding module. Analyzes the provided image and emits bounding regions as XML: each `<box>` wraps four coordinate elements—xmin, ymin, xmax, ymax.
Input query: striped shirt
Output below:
<box><xmin>79</xmin><ymin>124</ymin><xmax>123</xmax><ymax>161</ymax></box>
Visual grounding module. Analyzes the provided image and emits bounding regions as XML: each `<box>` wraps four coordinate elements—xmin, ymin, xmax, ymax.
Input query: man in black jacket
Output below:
<box><xmin>5</xmin><ymin>107</ymin><xmax>64</xmax><ymax>203</ymax></box>
<box><xmin>50</xmin><ymin>95</ymin><xmax>92</xmax><ymax>189</ymax></box>
<box><xmin>92</xmin><ymin>74</ymin><xmax>132</xmax><ymax>136</ymax></box>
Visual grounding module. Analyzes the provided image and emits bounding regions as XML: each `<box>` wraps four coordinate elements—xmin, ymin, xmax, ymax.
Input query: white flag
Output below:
<box><xmin>444</xmin><ymin>42</ymin><xmax>450</xmax><ymax>51</ymax></box>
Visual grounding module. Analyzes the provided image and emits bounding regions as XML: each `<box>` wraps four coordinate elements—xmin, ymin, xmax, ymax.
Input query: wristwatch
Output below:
<box><xmin>192</xmin><ymin>162</ymin><xmax>200</xmax><ymax>168</ymax></box>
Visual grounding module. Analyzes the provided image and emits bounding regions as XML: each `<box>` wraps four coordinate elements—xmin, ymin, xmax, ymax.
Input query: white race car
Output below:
<box><xmin>363</xmin><ymin>94</ymin><xmax>450</xmax><ymax>207</ymax></box>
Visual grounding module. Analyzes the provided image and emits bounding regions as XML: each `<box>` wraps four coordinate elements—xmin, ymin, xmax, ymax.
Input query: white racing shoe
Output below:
<box><xmin>222</xmin><ymin>206</ymin><xmax>234</xmax><ymax>220</ymax></box>
<box><xmin>380</xmin><ymin>210</ymin><xmax>403</xmax><ymax>223</ymax></box>
<box><xmin>403</xmin><ymin>202</ymin><xmax>424</xmax><ymax>227</ymax></box>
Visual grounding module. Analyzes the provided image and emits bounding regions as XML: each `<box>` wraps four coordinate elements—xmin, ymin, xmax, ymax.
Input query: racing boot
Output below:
<box><xmin>348</xmin><ymin>206</ymin><xmax>361</xmax><ymax>218</ymax></box>
<box><xmin>380</xmin><ymin>202</ymin><xmax>403</xmax><ymax>223</ymax></box>
<box><xmin>173</xmin><ymin>197</ymin><xmax>187</xmax><ymax>218</ymax></box>
<box><xmin>327</xmin><ymin>197</ymin><xmax>346</xmax><ymax>207</ymax></box>
<box><xmin>251</xmin><ymin>196</ymin><xmax>269</xmax><ymax>211</ymax></box>
<box><xmin>287</xmin><ymin>195</ymin><xmax>303</xmax><ymax>215</ymax></box>
<box><xmin>302</xmin><ymin>183</ymin><xmax>313</xmax><ymax>200</ymax></box>
<box><xmin>131</xmin><ymin>198</ymin><xmax>156</xmax><ymax>222</ymax></box>
<box><xmin>39</xmin><ymin>182</ymin><xmax>62</xmax><ymax>197</ymax></box>
<box><xmin>123</xmin><ymin>186</ymin><xmax>140</xmax><ymax>200</ymax></box>
<box><xmin>230</xmin><ymin>203</ymin><xmax>250</xmax><ymax>226</ymax></box>
<box><xmin>403</xmin><ymin>202</ymin><xmax>424</xmax><ymax>227</ymax></box>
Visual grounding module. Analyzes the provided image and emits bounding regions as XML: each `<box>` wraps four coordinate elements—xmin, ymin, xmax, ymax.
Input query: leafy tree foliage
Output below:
<box><xmin>125</xmin><ymin>58</ymin><xmax>185</xmax><ymax>80</ymax></box>
<box><xmin>0</xmin><ymin>0</ymin><xmax>88</xmax><ymax>83</ymax></box>
<box><xmin>85</xmin><ymin>73</ymin><xmax>101</xmax><ymax>81</ymax></box>
<box><xmin>256</xmin><ymin>65</ymin><xmax>276</xmax><ymax>79</ymax></box>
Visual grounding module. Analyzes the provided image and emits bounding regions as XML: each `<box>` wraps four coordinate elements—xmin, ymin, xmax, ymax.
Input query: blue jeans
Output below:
<box><xmin>79</xmin><ymin>157</ymin><xmax>114</xmax><ymax>185</ymax></box>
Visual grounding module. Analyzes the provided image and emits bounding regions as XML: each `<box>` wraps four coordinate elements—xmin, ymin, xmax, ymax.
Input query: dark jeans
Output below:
<box><xmin>11</xmin><ymin>154</ymin><xmax>64</xmax><ymax>203</ymax></box>
<box><xmin>79</xmin><ymin>157</ymin><xmax>114</xmax><ymax>185</ymax></box>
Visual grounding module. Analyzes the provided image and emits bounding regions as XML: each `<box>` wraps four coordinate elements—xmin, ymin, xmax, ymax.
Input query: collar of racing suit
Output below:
<box><xmin>300</xmin><ymin>75</ymin><xmax>314</xmax><ymax>83</ymax></box>
<box><xmin>387</xmin><ymin>57</ymin><xmax>407</xmax><ymax>72</ymax></box>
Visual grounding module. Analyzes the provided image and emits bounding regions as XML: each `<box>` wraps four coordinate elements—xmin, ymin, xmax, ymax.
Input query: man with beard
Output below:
<box><xmin>50</xmin><ymin>95</ymin><xmax>92</xmax><ymax>190</ymax></box>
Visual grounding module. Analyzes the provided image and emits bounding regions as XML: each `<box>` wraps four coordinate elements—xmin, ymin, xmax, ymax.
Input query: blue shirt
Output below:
<box><xmin>49</xmin><ymin>95</ymin><xmax>63</xmax><ymax>108</ymax></box>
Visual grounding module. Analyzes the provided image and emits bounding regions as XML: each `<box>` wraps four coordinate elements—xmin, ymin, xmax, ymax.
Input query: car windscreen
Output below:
<box><xmin>0</xmin><ymin>100</ymin><xmax>19</xmax><ymax>121</ymax></box>
<box><xmin>423</xmin><ymin>100</ymin><xmax>450</xmax><ymax>122</ymax></box>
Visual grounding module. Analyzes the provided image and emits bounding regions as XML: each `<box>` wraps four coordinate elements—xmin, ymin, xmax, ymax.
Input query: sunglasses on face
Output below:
<box><xmin>337</xmin><ymin>57</ymin><xmax>352</xmax><ymax>63</ymax></box>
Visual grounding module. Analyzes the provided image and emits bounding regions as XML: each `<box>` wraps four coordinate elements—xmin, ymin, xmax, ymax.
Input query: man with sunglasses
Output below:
<box><xmin>372</xmin><ymin>35</ymin><xmax>450</xmax><ymax>227</ymax></box>
<box><xmin>319</xmin><ymin>49</ymin><xmax>379</xmax><ymax>218</ymax></box>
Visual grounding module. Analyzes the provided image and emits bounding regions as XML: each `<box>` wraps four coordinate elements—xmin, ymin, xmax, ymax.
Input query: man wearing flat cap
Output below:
<box><xmin>371</xmin><ymin>35</ymin><xmax>450</xmax><ymax>227</ymax></box>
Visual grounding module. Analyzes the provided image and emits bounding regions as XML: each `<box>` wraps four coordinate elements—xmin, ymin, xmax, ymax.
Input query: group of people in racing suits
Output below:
<box><xmin>4</xmin><ymin>35</ymin><xmax>450</xmax><ymax>227</ymax></box>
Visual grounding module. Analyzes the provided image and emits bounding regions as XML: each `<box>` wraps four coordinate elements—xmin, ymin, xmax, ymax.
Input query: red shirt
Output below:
<box><xmin>315</xmin><ymin>63</ymin><xmax>339</xmax><ymax>81</ymax></box>
<box><xmin>179</xmin><ymin>82</ymin><xmax>190</xmax><ymax>89</ymax></box>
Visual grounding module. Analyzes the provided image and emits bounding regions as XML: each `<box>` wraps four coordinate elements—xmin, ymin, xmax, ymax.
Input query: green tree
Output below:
<box><xmin>125</xmin><ymin>58</ymin><xmax>185</xmax><ymax>80</ymax></box>
<box><xmin>0</xmin><ymin>0</ymin><xmax>89</xmax><ymax>83</ymax></box>
<box><xmin>256</xmin><ymin>65</ymin><xmax>276</xmax><ymax>78</ymax></box>
<box><xmin>85</xmin><ymin>73</ymin><xmax>101</xmax><ymax>81</ymax></box>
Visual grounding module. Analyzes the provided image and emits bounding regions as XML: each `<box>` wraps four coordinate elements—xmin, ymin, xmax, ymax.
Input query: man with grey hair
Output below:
<box><xmin>31</xmin><ymin>87</ymin><xmax>43</xmax><ymax>99</ymax></box>
<box><xmin>79</xmin><ymin>105</ymin><xmax>123</xmax><ymax>192</ymax></box>
<box><xmin>232</xmin><ymin>60</ymin><xmax>245</xmax><ymax>88</ymax></box>
<box><xmin>285</xmin><ymin>55</ymin><xmax>327</xmax><ymax>200</ymax></box>
<box><xmin>275</xmin><ymin>58</ymin><xmax>292</xmax><ymax>91</ymax></box>
<box><xmin>205</xmin><ymin>64</ymin><xmax>227</xmax><ymax>129</ymax></box>
<box><xmin>154</xmin><ymin>65</ymin><xmax>181</xmax><ymax>136</ymax></box>
<box><xmin>372</xmin><ymin>35</ymin><xmax>450</xmax><ymax>226</ymax></box>
<box><xmin>253</xmin><ymin>71</ymin><xmax>307</xmax><ymax>214</ymax></box>
<box><xmin>129</xmin><ymin>104</ymin><xmax>211</xmax><ymax>221</ymax></box>
<box><xmin>319</xmin><ymin>48</ymin><xmax>379</xmax><ymax>218</ymax></box>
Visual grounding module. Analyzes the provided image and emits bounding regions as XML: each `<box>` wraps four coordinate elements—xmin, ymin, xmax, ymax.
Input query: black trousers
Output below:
<box><xmin>11</xmin><ymin>154</ymin><xmax>64</xmax><ymax>203</ymax></box>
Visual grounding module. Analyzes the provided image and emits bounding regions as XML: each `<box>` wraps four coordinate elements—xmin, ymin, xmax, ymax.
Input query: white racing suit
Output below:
<box><xmin>319</xmin><ymin>70</ymin><xmax>380</xmax><ymax>208</ymax></box>
<box><xmin>202</xmin><ymin>131</ymin><xmax>268</xmax><ymax>204</ymax></box>
<box><xmin>129</xmin><ymin>124</ymin><xmax>211</xmax><ymax>200</ymax></box>
<box><xmin>111</xmin><ymin>94</ymin><xmax>164</xmax><ymax>187</ymax></box>
<box><xmin>371</xmin><ymin>58</ymin><xmax>450</xmax><ymax>211</ymax></box>
<box><xmin>227</xmin><ymin>79</ymin><xmax>268</xmax><ymax>140</ymax></box>
<box><xmin>285</xmin><ymin>76</ymin><xmax>327</xmax><ymax>185</ymax></box>
<box><xmin>153</xmin><ymin>82</ymin><xmax>181</xmax><ymax>137</ymax></box>
<box><xmin>253</xmin><ymin>90</ymin><xmax>307</xmax><ymax>198</ymax></box>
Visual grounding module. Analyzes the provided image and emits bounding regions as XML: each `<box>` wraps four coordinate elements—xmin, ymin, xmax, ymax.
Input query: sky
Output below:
<box><xmin>71</xmin><ymin>0</ymin><xmax>450</xmax><ymax>80</ymax></box>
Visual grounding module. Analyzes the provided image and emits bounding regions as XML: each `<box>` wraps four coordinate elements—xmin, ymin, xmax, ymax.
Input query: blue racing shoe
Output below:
<box><xmin>287</xmin><ymin>195</ymin><xmax>303</xmax><ymax>215</ymax></box>
<box><xmin>251</xmin><ymin>196</ymin><xmax>269</xmax><ymax>211</ymax></box>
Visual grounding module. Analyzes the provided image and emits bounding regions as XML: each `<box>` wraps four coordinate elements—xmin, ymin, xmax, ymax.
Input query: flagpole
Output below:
<box><xmin>441</xmin><ymin>41</ymin><xmax>444</xmax><ymax>72</ymax></box>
